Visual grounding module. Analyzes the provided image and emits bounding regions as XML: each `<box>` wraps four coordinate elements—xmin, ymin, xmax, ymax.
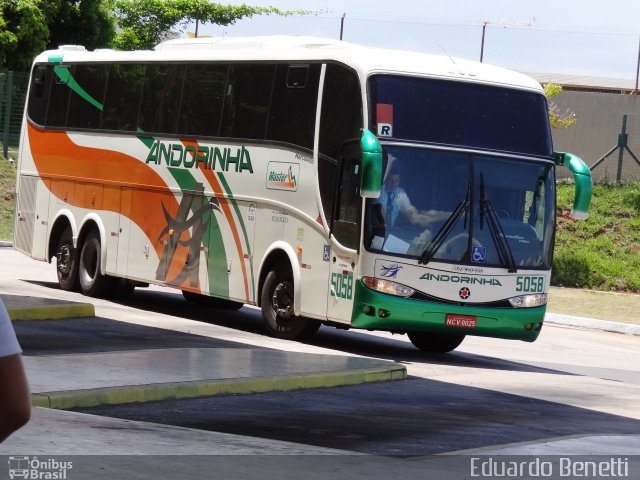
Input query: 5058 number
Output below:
<box><xmin>331</xmin><ymin>273</ymin><xmax>353</xmax><ymax>299</ymax></box>
<box><xmin>516</xmin><ymin>275</ymin><xmax>545</xmax><ymax>293</ymax></box>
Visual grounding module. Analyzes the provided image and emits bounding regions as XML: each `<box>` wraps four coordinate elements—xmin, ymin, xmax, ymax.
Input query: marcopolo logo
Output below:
<box><xmin>8</xmin><ymin>456</ymin><xmax>73</xmax><ymax>479</ymax></box>
<box><xmin>266</xmin><ymin>162</ymin><xmax>299</xmax><ymax>191</ymax></box>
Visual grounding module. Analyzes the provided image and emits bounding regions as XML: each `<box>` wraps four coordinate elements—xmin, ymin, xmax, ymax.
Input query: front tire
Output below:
<box><xmin>408</xmin><ymin>332</ymin><xmax>465</xmax><ymax>353</ymax></box>
<box><xmin>261</xmin><ymin>265</ymin><xmax>320</xmax><ymax>341</ymax></box>
<box><xmin>78</xmin><ymin>230</ymin><xmax>114</xmax><ymax>297</ymax></box>
<box><xmin>55</xmin><ymin>226</ymin><xmax>78</xmax><ymax>291</ymax></box>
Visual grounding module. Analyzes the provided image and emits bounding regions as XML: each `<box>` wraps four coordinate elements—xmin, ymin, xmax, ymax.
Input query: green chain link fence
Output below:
<box><xmin>0</xmin><ymin>71</ymin><xmax>29</xmax><ymax>161</ymax></box>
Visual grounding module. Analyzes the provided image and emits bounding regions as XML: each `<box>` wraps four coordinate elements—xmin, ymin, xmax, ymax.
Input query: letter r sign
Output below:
<box><xmin>377</xmin><ymin>123</ymin><xmax>392</xmax><ymax>137</ymax></box>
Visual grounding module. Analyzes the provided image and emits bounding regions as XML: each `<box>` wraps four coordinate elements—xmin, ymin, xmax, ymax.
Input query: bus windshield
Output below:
<box><xmin>364</xmin><ymin>145</ymin><xmax>555</xmax><ymax>270</ymax></box>
<box><xmin>369</xmin><ymin>75</ymin><xmax>553</xmax><ymax>157</ymax></box>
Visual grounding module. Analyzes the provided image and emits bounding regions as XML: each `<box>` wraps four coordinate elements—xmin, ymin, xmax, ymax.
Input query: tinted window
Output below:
<box><xmin>27</xmin><ymin>65</ymin><xmax>52</xmax><ymax>125</ymax></box>
<box><xmin>139</xmin><ymin>64</ymin><xmax>185</xmax><ymax>134</ymax></box>
<box><xmin>332</xmin><ymin>143</ymin><xmax>361</xmax><ymax>249</ymax></box>
<box><xmin>101</xmin><ymin>64</ymin><xmax>145</xmax><ymax>131</ymax></box>
<box><xmin>178</xmin><ymin>63</ymin><xmax>228</xmax><ymax>137</ymax></box>
<box><xmin>47</xmin><ymin>65</ymin><xmax>73</xmax><ymax>127</ymax></box>
<box><xmin>266</xmin><ymin>64</ymin><xmax>320</xmax><ymax>149</ymax></box>
<box><xmin>67</xmin><ymin>64</ymin><xmax>107</xmax><ymax>129</ymax></box>
<box><xmin>369</xmin><ymin>75</ymin><xmax>552</xmax><ymax>157</ymax></box>
<box><xmin>318</xmin><ymin>64</ymin><xmax>363</xmax><ymax>225</ymax></box>
<box><xmin>222</xmin><ymin>64</ymin><xmax>275</xmax><ymax>140</ymax></box>
<box><xmin>319</xmin><ymin>64</ymin><xmax>362</xmax><ymax>160</ymax></box>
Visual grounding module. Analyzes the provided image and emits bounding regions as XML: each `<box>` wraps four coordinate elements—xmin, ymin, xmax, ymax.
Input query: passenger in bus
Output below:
<box><xmin>0</xmin><ymin>299</ymin><xmax>30</xmax><ymax>443</ymax></box>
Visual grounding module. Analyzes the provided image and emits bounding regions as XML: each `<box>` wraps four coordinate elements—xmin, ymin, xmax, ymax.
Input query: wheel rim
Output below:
<box><xmin>57</xmin><ymin>243</ymin><xmax>73</xmax><ymax>275</ymax></box>
<box><xmin>272</xmin><ymin>280</ymin><xmax>294</xmax><ymax>322</ymax></box>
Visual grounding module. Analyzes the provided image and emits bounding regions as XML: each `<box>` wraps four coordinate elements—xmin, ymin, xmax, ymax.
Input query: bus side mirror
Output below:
<box><xmin>360</xmin><ymin>129</ymin><xmax>382</xmax><ymax>199</ymax></box>
<box><xmin>554</xmin><ymin>151</ymin><xmax>592</xmax><ymax>220</ymax></box>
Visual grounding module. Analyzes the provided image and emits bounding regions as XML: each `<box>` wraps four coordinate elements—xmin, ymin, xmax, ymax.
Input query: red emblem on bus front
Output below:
<box><xmin>459</xmin><ymin>287</ymin><xmax>471</xmax><ymax>300</ymax></box>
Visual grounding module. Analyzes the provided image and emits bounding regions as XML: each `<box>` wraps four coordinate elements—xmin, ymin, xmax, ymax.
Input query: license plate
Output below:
<box><xmin>445</xmin><ymin>314</ymin><xmax>477</xmax><ymax>329</ymax></box>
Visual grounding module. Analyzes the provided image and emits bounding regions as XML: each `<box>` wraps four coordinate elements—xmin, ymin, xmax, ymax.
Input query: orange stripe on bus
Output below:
<box><xmin>28</xmin><ymin>124</ymin><xmax>176</xmax><ymax>259</ymax></box>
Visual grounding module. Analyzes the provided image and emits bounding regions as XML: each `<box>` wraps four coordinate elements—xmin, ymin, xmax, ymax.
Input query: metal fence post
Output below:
<box><xmin>2</xmin><ymin>71</ymin><xmax>14</xmax><ymax>159</ymax></box>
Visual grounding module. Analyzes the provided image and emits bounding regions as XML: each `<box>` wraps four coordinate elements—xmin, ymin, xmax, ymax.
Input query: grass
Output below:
<box><xmin>553</xmin><ymin>182</ymin><xmax>640</xmax><ymax>292</ymax></box>
<box><xmin>548</xmin><ymin>286</ymin><xmax>639</xmax><ymax>325</ymax></box>
<box><xmin>0</xmin><ymin>157</ymin><xmax>16</xmax><ymax>240</ymax></box>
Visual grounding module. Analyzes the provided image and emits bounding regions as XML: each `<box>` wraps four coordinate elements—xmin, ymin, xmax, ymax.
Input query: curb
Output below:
<box><xmin>545</xmin><ymin>312</ymin><xmax>640</xmax><ymax>336</ymax></box>
<box><xmin>32</xmin><ymin>364</ymin><xmax>407</xmax><ymax>410</ymax></box>
<box><xmin>7</xmin><ymin>303</ymin><xmax>96</xmax><ymax>321</ymax></box>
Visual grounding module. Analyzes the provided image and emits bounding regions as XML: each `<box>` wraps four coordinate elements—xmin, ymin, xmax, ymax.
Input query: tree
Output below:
<box><xmin>45</xmin><ymin>0</ymin><xmax>116</xmax><ymax>51</ymax></box>
<box><xmin>544</xmin><ymin>82</ymin><xmax>576</xmax><ymax>129</ymax></box>
<box><xmin>0</xmin><ymin>0</ymin><xmax>49</xmax><ymax>72</ymax></box>
<box><xmin>112</xmin><ymin>0</ymin><xmax>303</xmax><ymax>51</ymax></box>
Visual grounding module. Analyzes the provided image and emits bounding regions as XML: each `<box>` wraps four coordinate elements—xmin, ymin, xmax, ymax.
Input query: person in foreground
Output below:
<box><xmin>0</xmin><ymin>298</ymin><xmax>30</xmax><ymax>443</ymax></box>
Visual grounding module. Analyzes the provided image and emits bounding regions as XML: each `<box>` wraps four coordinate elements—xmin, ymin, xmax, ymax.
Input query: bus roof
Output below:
<box><xmin>35</xmin><ymin>35</ymin><xmax>543</xmax><ymax>93</ymax></box>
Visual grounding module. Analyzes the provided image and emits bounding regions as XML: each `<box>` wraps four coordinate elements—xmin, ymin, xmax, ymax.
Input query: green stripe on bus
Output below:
<box><xmin>53</xmin><ymin>66</ymin><xmax>104</xmax><ymax>111</ymax></box>
<box><xmin>217</xmin><ymin>172</ymin><xmax>255</xmax><ymax>299</ymax></box>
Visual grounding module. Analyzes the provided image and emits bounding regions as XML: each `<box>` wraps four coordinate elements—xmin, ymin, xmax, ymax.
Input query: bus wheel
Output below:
<box><xmin>182</xmin><ymin>290</ymin><xmax>244</xmax><ymax>310</ymax></box>
<box><xmin>78</xmin><ymin>230</ymin><xmax>114</xmax><ymax>297</ymax></box>
<box><xmin>55</xmin><ymin>227</ymin><xmax>79</xmax><ymax>291</ymax></box>
<box><xmin>261</xmin><ymin>266</ymin><xmax>320</xmax><ymax>341</ymax></box>
<box><xmin>407</xmin><ymin>332</ymin><xmax>465</xmax><ymax>353</ymax></box>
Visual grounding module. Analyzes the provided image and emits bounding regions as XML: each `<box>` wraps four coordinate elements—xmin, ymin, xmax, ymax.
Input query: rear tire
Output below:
<box><xmin>55</xmin><ymin>226</ymin><xmax>78</xmax><ymax>291</ymax></box>
<box><xmin>261</xmin><ymin>264</ymin><xmax>320</xmax><ymax>341</ymax></box>
<box><xmin>408</xmin><ymin>332</ymin><xmax>465</xmax><ymax>353</ymax></box>
<box><xmin>78</xmin><ymin>230</ymin><xmax>114</xmax><ymax>297</ymax></box>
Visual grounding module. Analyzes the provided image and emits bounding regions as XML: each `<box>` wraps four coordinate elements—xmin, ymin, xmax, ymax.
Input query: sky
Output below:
<box><xmin>208</xmin><ymin>0</ymin><xmax>640</xmax><ymax>32</ymax></box>
<box><xmin>187</xmin><ymin>0</ymin><xmax>640</xmax><ymax>80</ymax></box>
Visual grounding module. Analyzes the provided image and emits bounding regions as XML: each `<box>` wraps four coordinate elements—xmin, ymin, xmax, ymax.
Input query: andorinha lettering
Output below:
<box><xmin>420</xmin><ymin>272</ymin><xmax>502</xmax><ymax>286</ymax></box>
<box><xmin>146</xmin><ymin>141</ymin><xmax>253</xmax><ymax>173</ymax></box>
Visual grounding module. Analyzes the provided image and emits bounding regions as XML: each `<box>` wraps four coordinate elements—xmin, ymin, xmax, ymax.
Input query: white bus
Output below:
<box><xmin>14</xmin><ymin>36</ymin><xmax>591</xmax><ymax>352</ymax></box>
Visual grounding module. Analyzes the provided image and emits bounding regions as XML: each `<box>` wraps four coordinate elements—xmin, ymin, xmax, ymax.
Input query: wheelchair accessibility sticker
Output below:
<box><xmin>472</xmin><ymin>245</ymin><xmax>486</xmax><ymax>263</ymax></box>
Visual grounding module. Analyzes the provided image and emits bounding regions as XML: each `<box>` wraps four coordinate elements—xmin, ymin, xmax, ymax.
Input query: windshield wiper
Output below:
<box><xmin>480</xmin><ymin>174</ymin><xmax>517</xmax><ymax>273</ymax></box>
<box><xmin>418</xmin><ymin>178</ymin><xmax>471</xmax><ymax>265</ymax></box>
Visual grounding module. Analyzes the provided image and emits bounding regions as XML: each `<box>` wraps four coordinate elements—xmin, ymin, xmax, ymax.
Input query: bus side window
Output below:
<box><xmin>67</xmin><ymin>64</ymin><xmax>107</xmax><ymax>130</ymax></box>
<box><xmin>178</xmin><ymin>63</ymin><xmax>228</xmax><ymax>137</ymax></box>
<box><xmin>222</xmin><ymin>64</ymin><xmax>275</xmax><ymax>140</ymax></box>
<box><xmin>27</xmin><ymin>65</ymin><xmax>51</xmax><ymax>126</ymax></box>
<box><xmin>139</xmin><ymin>64</ymin><xmax>185</xmax><ymax>135</ymax></box>
<box><xmin>331</xmin><ymin>143</ymin><xmax>361</xmax><ymax>250</ymax></box>
<box><xmin>318</xmin><ymin>63</ymin><xmax>363</xmax><ymax>228</ymax></box>
<box><xmin>101</xmin><ymin>64</ymin><xmax>145</xmax><ymax>132</ymax></box>
<box><xmin>266</xmin><ymin>63</ymin><xmax>320</xmax><ymax>150</ymax></box>
<box><xmin>47</xmin><ymin>65</ymin><xmax>72</xmax><ymax>127</ymax></box>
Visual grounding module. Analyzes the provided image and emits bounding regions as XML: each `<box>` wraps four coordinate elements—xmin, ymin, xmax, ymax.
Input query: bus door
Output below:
<box><xmin>161</xmin><ymin>186</ymin><xmax>208</xmax><ymax>291</ymax></box>
<box><xmin>327</xmin><ymin>145</ymin><xmax>361</xmax><ymax>322</ymax></box>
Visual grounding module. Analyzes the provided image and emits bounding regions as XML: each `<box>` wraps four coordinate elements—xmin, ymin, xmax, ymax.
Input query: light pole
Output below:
<box><xmin>480</xmin><ymin>21</ymin><xmax>489</xmax><ymax>63</ymax></box>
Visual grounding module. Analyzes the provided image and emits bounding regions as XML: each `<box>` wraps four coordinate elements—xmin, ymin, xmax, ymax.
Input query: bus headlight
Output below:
<box><xmin>509</xmin><ymin>294</ymin><xmax>548</xmax><ymax>308</ymax></box>
<box><xmin>362</xmin><ymin>276</ymin><xmax>415</xmax><ymax>297</ymax></box>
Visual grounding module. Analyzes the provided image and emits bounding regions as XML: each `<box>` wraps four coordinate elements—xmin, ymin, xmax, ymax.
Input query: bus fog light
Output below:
<box><xmin>509</xmin><ymin>294</ymin><xmax>548</xmax><ymax>308</ymax></box>
<box><xmin>362</xmin><ymin>276</ymin><xmax>415</xmax><ymax>297</ymax></box>
<box><xmin>363</xmin><ymin>305</ymin><xmax>375</xmax><ymax>316</ymax></box>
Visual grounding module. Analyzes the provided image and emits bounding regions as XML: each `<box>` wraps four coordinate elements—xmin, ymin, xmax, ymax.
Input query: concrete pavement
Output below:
<box><xmin>1</xmin><ymin>243</ymin><xmax>638</xmax><ymax>462</ymax></box>
<box><xmin>1</xmin><ymin>294</ymin><xmax>406</xmax><ymax>411</ymax></box>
